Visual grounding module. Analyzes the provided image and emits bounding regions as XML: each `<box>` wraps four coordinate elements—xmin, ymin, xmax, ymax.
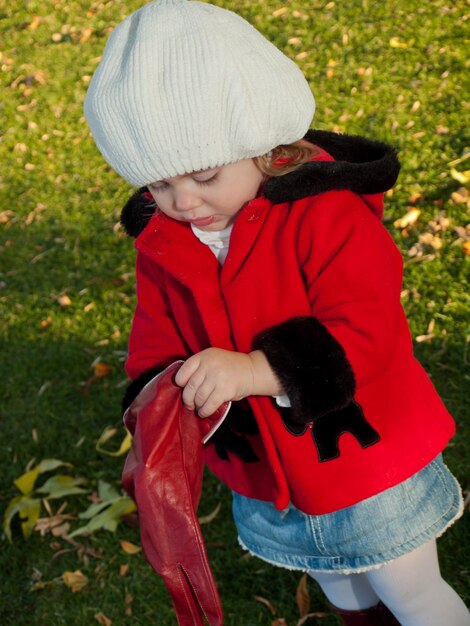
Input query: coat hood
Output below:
<box><xmin>120</xmin><ymin>130</ymin><xmax>400</xmax><ymax>238</ymax></box>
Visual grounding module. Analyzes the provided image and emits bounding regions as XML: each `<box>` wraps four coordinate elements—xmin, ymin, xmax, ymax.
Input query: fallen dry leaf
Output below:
<box><xmin>94</xmin><ymin>612</ymin><xmax>112</xmax><ymax>626</ymax></box>
<box><xmin>416</xmin><ymin>318</ymin><xmax>435</xmax><ymax>343</ymax></box>
<box><xmin>418</xmin><ymin>232</ymin><xmax>443</xmax><ymax>250</ymax></box>
<box><xmin>28</xmin><ymin>16</ymin><xmax>41</xmax><ymax>30</ymax></box>
<box><xmin>34</xmin><ymin>515</ymin><xmax>75</xmax><ymax>537</ymax></box>
<box><xmin>41</xmin><ymin>315</ymin><xmax>52</xmax><ymax>328</ymax></box>
<box><xmin>94</xmin><ymin>362</ymin><xmax>113</xmax><ymax>378</ymax></box>
<box><xmin>272</xmin><ymin>620</ymin><xmax>287</xmax><ymax>626</ymax></box>
<box><xmin>296</xmin><ymin>574</ymin><xmax>311</xmax><ymax>617</ymax></box>
<box><xmin>80</xmin><ymin>27</ymin><xmax>94</xmax><ymax>43</ymax></box>
<box><xmin>51</xmin><ymin>522</ymin><xmax>71</xmax><ymax>538</ymax></box>
<box><xmin>255</xmin><ymin>595</ymin><xmax>276</xmax><ymax>615</ymax></box>
<box><xmin>119</xmin><ymin>540</ymin><xmax>141</xmax><ymax>555</ymax></box>
<box><xmin>62</xmin><ymin>570</ymin><xmax>88</xmax><ymax>592</ymax></box>
<box><xmin>450</xmin><ymin>187</ymin><xmax>469</xmax><ymax>204</ymax></box>
<box><xmin>30</xmin><ymin>581</ymin><xmax>46</xmax><ymax>591</ymax></box>
<box><xmin>57</xmin><ymin>294</ymin><xmax>72</xmax><ymax>308</ymax></box>
<box><xmin>296</xmin><ymin>611</ymin><xmax>329</xmax><ymax>625</ymax></box>
<box><xmin>393</xmin><ymin>208</ymin><xmax>421</xmax><ymax>229</ymax></box>
<box><xmin>119</xmin><ymin>563</ymin><xmax>129</xmax><ymax>577</ymax></box>
<box><xmin>0</xmin><ymin>210</ymin><xmax>16</xmax><ymax>223</ymax></box>
<box><xmin>198</xmin><ymin>502</ymin><xmax>222</xmax><ymax>524</ymax></box>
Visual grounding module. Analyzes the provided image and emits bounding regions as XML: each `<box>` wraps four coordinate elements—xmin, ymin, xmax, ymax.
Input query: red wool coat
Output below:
<box><xmin>123</xmin><ymin>132</ymin><xmax>455</xmax><ymax>515</ymax></box>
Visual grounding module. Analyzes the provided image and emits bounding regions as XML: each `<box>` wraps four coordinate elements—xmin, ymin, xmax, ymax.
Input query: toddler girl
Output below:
<box><xmin>84</xmin><ymin>1</ymin><xmax>469</xmax><ymax>624</ymax></box>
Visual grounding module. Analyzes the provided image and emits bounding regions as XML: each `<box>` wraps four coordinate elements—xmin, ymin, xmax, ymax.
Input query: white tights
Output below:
<box><xmin>308</xmin><ymin>540</ymin><xmax>470</xmax><ymax>626</ymax></box>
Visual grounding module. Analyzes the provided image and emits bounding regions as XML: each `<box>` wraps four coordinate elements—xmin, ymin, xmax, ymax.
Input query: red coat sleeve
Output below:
<box><xmin>125</xmin><ymin>252</ymin><xmax>189</xmax><ymax>380</ymax></box>
<box><xmin>298</xmin><ymin>190</ymin><xmax>406</xmax><ymax>389</ymax></box>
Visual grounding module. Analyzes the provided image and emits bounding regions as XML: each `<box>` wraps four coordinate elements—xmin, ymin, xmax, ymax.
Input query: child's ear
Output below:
<box><xmin>120</xmin><ymin>186</ymin><xmax>157</xmax><ymax>238</ymax></box>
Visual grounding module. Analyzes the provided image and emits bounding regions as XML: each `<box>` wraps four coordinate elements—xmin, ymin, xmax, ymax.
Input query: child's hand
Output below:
<box><xmin>174</xmin><ymin>348</ymin><xmax>282</xmax><ymax>417</ymax></box>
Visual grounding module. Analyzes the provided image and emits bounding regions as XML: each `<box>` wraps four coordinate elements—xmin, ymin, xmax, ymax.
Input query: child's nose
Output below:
<box><xmin>173</xmin><ymin>188</ymin><xmax>201</xmax><ymax>212</ymax></box>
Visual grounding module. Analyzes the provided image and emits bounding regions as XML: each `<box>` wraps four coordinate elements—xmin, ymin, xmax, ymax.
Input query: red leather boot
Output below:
<box><xmin>332</xmin><ymin>601</ymin><xmax>401</xmax><ymax>625</ymax></box>
<box><xmin>122</xmin><ymin>362</ymin><xmax>229</xmax><ymax>626</ymax></box>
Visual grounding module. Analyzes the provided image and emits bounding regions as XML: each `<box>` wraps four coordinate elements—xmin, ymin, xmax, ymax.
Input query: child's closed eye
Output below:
<box><xmin>193</xmin><ymin>172</ymin><xmax>219</xmax><ymax>186</ymax></box>
<box><xmin>150</xmin><ymin>172</ymin><xmax>219</xmax><ymax>193</ymax></box>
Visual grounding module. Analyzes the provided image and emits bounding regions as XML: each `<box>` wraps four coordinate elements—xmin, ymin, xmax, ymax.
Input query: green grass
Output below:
<box><xmin>1</xmin><ymin>0</ymin><xmax>469</xmax><ymax>624</ymax></box>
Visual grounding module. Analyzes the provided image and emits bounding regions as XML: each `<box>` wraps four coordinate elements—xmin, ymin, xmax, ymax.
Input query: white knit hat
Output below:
<box><xmin>84</xmin><ymin>0</ymin><xmax>315</xmax><ymax>187</ymax></box>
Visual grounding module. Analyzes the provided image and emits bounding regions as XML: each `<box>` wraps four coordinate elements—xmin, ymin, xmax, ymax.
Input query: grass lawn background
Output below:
<box><xmin>1</xmin><ymin>0</ymin><xmax>468</xmax><ymax>624</ymax></box>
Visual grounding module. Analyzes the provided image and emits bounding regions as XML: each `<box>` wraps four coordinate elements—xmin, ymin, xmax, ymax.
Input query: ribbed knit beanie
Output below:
<box><xmin>84</xmin><ymin>0</ymin><xmax>315</xmax><ymax>187</ymax></box>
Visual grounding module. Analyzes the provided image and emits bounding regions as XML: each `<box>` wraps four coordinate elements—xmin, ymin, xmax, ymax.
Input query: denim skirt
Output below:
<box><xmin>232</xmin><ymin>455</ymin><xmax>463</xmax><ymax>574</ymax></box>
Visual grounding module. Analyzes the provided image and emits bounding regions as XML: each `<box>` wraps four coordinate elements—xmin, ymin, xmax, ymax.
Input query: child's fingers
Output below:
<box><xmin>192</xmin><ymin>380</ymin><xmax>217</xmax><ymax>413</ymax></box>
<box><xmin>175</xmin><ymin>355</ymin><xmax>200</xmax><ymax>387</ymax></box>
<box><xmin>181</xmin><ymin>371</ymin><xmax>206</xmax><ymax>408</ymax></box>
<box><xmin>197</xmin><ymin>390</ymin><xmax>226</xmax><ymax>418</ymax></box>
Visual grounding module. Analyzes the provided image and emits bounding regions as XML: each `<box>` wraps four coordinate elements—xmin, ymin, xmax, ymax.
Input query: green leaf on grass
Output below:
<box><xmin>78</xmin><ymin>480</ymin><xmax>122</xmax><ymax>520</ymax></box>
<box><xmin>98</xmin><ymin>479</ymin><xmax>120</xmax><ymax>502</ymax></box>
<box><xmin>36</xmin><ymin>475</ymin><xmax>88</xmax><ymax>499</ymax></box>
<box><xmin>70</xmin><ymin>497</ymin><xmax>136</xmax><ymax>537</ymax></box>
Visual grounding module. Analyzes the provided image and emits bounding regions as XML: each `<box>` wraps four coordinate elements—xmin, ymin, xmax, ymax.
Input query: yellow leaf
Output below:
<box><xmin>390</xmin><ymin>37</ymin><xmax>407</xmax><ymax>48</ymax></box>
<box><xmin>119</xmin><ymin>540</ymin><xmax>141</xmax><ymax>555</ymax></box>
<box><xmin>94</xmin><ymin>612</ymin><xmax>112</xmax><ymax>626</ymax></box>
<box><xmin>393</xmin><ymin>208</ymin><xmax>421</xmax><ymax>229</ymax></box>
<box><xmin>14</xmin><ymin>468</ymin><xmax>40</xmax><ymax>495</ymax></box>
<box><xmin>96</xmin><ymin>426</ymin><xmax>132</xmax><ymax>457</ymax></box>
<box><xmin>272</xmin><ymin>8</ymin><xmax>289</xmax><ymax>17</ymax></box>
<box><xmin>463</xmin><ymin>241</ymin><xmax>470</xmax><ymax>256</ymax></box>
<box><xmin>62</xmin><ymin>570</ymin><xmax>88</xmax><ymax>592</ymax></box>
<box><xmin>3</xmin><ymin>496</ymin><xmax>41</xmax><ymax>540</ymax></box>
<box><xmin>296</xmin><ymin>573</ymin><xmax>311</xmax><ymax>617</ymax></box>
<box><xmin>450</xmin><ymin>168</ymin><xmax>470</xmax><ymax>186</ymax></box>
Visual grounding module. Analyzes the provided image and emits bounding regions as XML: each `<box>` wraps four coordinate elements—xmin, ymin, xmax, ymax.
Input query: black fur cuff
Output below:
<box><xmin>121</xmin><ymin>365</ymin><xmax>164</xmax><ymax>414</ymax></box>
<box><xmin>253</xmin><ymin>316</ymin><xmax>356</xmax><ymax>423</ymax></box>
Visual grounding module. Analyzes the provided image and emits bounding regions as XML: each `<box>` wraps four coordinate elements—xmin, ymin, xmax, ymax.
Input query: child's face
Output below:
<box><xmin>147</xmin><ymin>158</ymin><xmax>265</xmax><ymax>231</ymax></box>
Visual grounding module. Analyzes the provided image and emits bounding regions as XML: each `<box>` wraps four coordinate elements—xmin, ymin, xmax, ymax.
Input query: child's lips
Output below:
<box><xmin>188</xmin><ymin>216</ymin><xmax>215</xmax><ymax>226</ymax></box>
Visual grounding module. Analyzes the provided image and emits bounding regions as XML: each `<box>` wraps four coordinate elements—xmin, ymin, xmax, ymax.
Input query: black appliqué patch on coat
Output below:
<box><xmin>279</xmin><ymin>402</ymin><xmax>380</xmax><ymax>463</ymax></box>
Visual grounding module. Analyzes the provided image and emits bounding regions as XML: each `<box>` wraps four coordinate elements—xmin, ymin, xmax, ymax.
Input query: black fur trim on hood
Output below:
<box><xmin>264</xmin><ymin>130</ymin><xmax>400</xmax><ymax>204</ymax></box>
<box><xmin>120</xmin><ymin>130</ymin><xmax>400</xmax><ymax>238</ymax></box>
<box><xmin>120</xmin><ymin>188</ymin><xmax>157</xmax><ymax>238</ymax></box>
